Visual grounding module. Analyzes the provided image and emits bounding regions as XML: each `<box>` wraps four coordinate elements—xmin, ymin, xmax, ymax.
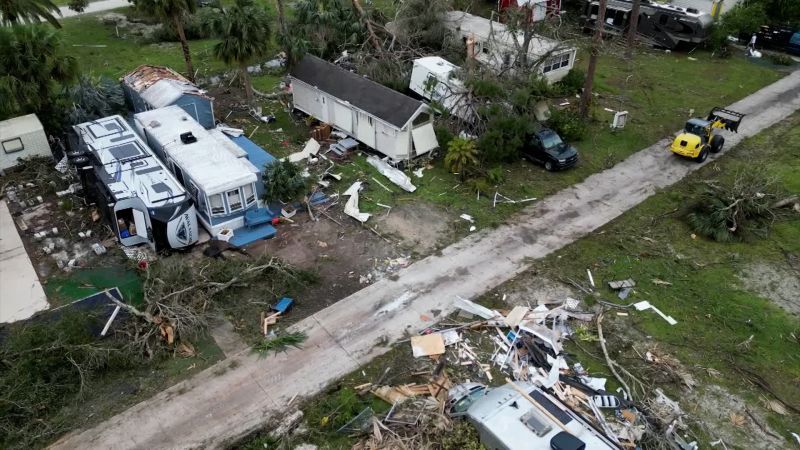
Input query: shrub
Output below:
<box><xmin>445</xmin><ymin>137</ymin><xmax>480</xmax><ymax>180</ymax></box>
<box><xmin>556</xmin><ymin>68</ymin><xmax>586</xmax><ymax>95</ymax></box>
<box><xmin>486</xmin><ymin>166</ymin><xmax>506</xmax><ymax>185</ymax></box>
<box><xmin>547</xmin><ymin>108</ymin><xmax>587</xmax><ymax>142</ymax></box>
<box><xmin>477</xmin><ymin>115</ymin><xmax>531</xmax><ymax>163</ymax></box>
<box><xmin>768</xmin><ymin>52</ymin><xmax>794</xmax><ymax>66</ymax></box>
<box><xmin>262</xmin><ymin>159</ymin><xmax>308</xmax><ymax>203</ymax></box>
<box><xmin>435</xmin><ymin>124</ymin><xmax>455</xmax><ymax>151</ymax></box>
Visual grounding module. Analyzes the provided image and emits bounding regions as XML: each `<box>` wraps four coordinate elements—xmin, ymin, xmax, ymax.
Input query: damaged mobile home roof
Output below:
<box><xmin>444</xmin><ymin>10</ymin><xmax>570</xmax><ymax>58</ymax></box>
<box><xmin>0</xmin><ymin>114</ymin><xmax>44</xmax><ymax>137</ymax></box>
<box><xmin>122</xmin><ymin>65</ymin><xmax>211</xmax><ymax>108</ymax></box>
<box><xmin>289</xmin><ymin>55</ymin><xmax>425</xmax><ymax>128</ymax></box>
<box><xmin>134</xmin><ymin>106</ymin><xmax>258</xmax><ymax>195</ymax></box>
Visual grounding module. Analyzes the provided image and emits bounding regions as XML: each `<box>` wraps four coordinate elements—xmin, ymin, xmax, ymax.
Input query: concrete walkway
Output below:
<box><xmin>0</xmin><ymin>200</ymin><xmax>49</xmax><ymax>323</ymax></box>
<box><xmin>58</xmin><ymin>0</ymin><xmax>128</xmax><ymax>19</ymax></box>
<box><xmin>51</xmin><ymin>70</ymin><xmax>800</xmax><ymax>449</ymax></box>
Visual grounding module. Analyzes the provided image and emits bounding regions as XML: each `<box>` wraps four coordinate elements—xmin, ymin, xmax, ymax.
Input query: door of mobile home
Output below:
<box><xmin>114</xmin><ymin>197</ymin><xmax>153</xmax><ymax>249</ymax></box>
<box><xmin>356</xmin><ymin>112</ymin><xmax>376</xmax><ymax>148</ymax></box>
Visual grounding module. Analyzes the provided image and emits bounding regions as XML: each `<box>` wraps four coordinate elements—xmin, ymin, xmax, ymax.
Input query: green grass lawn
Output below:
<box><xmin>60</xmin><ymin>9</ymin><xmax>226</xmax><ymax>79</ymax></box>
<box><xmin>532</xmin><ymin>113</ymin><xmax>800</xmax><ymax>446</ymax></box>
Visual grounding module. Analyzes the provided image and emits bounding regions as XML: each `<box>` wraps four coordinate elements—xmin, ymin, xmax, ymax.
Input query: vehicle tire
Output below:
<box><xmin>696</xmin><ymin>148</ymin><xmax>709</xmax><ymax>163</ymax></box>
<box><xmin>711</xmin><ymin>136</ymin><xmax>725</xmax><ymax>153</ymax></box>
<box><xmin>544</xmin><ymin>161</ymin><xmax>554</xmax><ymax>171</ymax></box>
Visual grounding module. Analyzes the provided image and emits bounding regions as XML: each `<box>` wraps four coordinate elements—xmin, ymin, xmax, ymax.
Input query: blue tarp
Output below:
<box><xmin>229</xmin><ymin>135</ymin><xmax>277</xmax><ymax>172</ymax></box>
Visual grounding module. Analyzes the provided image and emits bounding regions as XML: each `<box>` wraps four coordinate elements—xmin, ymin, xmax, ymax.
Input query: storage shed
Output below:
<box><xmin>122</xmin><ymin>65</ymin><xmax>216</xmax><ymax>129</ymax></box>
<box><xmin>444</xmin><ymin>11</ymin><xmax>577</xmax><ymax>83</ymax></box>
<box><xmin>289</xmin><ymin>55</ymin><xmax>439</xmax><ymax>163</ymax></box>
<box><xmin>0</xmin><ymin>114</ymin><xmax>52</xmax><ymax>171</ymax></box>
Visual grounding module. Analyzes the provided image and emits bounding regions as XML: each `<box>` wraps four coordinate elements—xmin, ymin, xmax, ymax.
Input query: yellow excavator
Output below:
<box><xmin>671</xmin><ymin>107</ymin><xmax>745</xmax><ymax>162</ymax></box>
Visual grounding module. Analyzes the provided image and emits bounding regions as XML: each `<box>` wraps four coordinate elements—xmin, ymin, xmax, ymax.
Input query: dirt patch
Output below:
<box><xmin>737</xmin><ymin>262</ymin><xmax>800</xmax><ymax>316</ymax></box>
<box><xmin>248</xmin><ymin>210</ymin><xmax>403</xmax><ymax>322</ymax></box>
<box><xmin>685</xmin><ymin>384</ymin><xmax>787</xmax><ymax>449</ymax></box>
<box><xmin>376</xmin><ymin>202</ymin><xmax>450</xmax><ymax>254</ymax></box>
<box><xmin>499</xmin><ymin>271</ymin><xmax>578</xmax><ymax>306</ymax></box>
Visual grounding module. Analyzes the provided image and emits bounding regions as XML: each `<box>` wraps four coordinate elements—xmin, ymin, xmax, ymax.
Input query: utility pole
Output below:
<box><xmin>625</xmin><ymin>0</ymin><xmax>641</xmax><ymax>59</ymax></box>
<box><xmin>580</xmin><ymin>0</ymin><xmax>608</xmax><ymax>118</ymax></box>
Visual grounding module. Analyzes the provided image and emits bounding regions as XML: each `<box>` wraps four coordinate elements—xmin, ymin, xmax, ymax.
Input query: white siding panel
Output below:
<box><xmin>333</xmin><ymin>101</ymin><xmax>353</xmax><ymax>132</ymax></box>
<box><xmin>356</xmin><ymin>112</ymin><xmax>376</xmax><ymax>148</ymax></box>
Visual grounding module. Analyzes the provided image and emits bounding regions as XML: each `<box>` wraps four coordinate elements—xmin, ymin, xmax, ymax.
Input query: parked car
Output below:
<box><xmin>522</xmin><ymin>125</ymin><xmax>579</xmax><ymax>171</ymax></box>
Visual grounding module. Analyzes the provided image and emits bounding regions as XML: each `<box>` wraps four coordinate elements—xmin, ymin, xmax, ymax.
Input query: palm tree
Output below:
<box><xmin>137</xmin><ymin>0</ymin><xmax>197</xmax><ymax>81</ymax></box>
<box><xmin>0</xmin><ymin>24</ymin><xmax>77</xmax><ymax>121</ymax></box>
<box><xmin>202</xmin><ymin>0</ymin><xmax>271</xmax><ymax>104</ymax></box>
<box><xmin>444</xmin><ymin>137</ymin><xmax>480</xmax><ymax>181</ymax></box>
<box><xmin>580</xmin><ymin>0</ymin><xmax>607</xmax><ymax>118</ymax></box>
<box><xmin>0</xmin><ymin>0</ymin><xmax>61</xmax><ymax>27</ymax></box>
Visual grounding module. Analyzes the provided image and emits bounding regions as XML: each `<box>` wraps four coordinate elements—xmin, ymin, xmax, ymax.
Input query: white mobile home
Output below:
<box><xmin>134</xmin><ymin>106</ymin><xmax>261</xmax><ymax>236</ymax></box>
<box><xmin>290</xmin><ymin>55</ymin><xmax>439</xmax><ymax>163</ymax></box>
<box><xmin>410</xmin><ymin>56</ymin><xmax>476</xmax><ymax>122</ymax></box>
<box><xmin>72</xmin><ymin>116</ymin><xmax>199</xmax><ymax>251</ymax></box>
<box><xmin>444</xmin><ymin>11</ymin><xmax>577</xmax><ymax>83</ymax></box>
<box><xmin>0</xmin><ymin>114</ymin><xmax>52</xmax><ymax>171</ymax></box>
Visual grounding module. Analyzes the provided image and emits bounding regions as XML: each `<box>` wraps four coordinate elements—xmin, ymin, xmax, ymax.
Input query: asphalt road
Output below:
<box><xmin>50</xmin><ymin>70</ymin><xmax>800</xmax><ymax>449</ymax></box>
<box><xmin>58</xmin><ymin>0</ymin><xmax>128</xmax><ymax>19</ymax></box>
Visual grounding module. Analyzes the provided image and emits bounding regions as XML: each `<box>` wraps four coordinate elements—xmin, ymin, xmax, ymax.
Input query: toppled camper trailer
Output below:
<box><xmin>134</xmin><ymin>106</ymin><xmax>275</xmax><ymax>246</ymax></box>
<box><xmin>448</xmin><ymin>382</ymin><xmax>621</xmax><ymax>450</ymax></box>
<box><xmin>289</xmin><ymin>54</ymin><xmax>439</xmax><ymax>163</ymax></box>
<box><xmin>0</xmin><ymin>114</ymin><xmax>52</xmax><ymax>171</ymax></box>
<box><xmin>410</xmin><ymin>57</ymin><xmax>475</xmax><ymax>122</ymax></box>
<box><xmin>582</xmin><ymin>0</ymin><xmax>713</xmax><ymax>49</ymax></box>
<box><xmin>72</xmin><ymin>116</ymin><xmax>199</xmax><ymax>251</ymax></box>
<box><xmin>443</xmin><ymin>11</ymin><xmax>577</xmax><ymax>83</ymax></box>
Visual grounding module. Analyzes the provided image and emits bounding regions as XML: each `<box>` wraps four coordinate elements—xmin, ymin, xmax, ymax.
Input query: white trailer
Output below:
<box><xmin>0</xmin><ymin>114</ymin><xmax>52</xmax><ymax>171</ymax></box>
<box><xmin>290</xmin><ymin>55</ymin><xmax>439</xmax><ymax>163</ymax></box>
<box><xmin>410</xmin><ymin>56</ymin><xmax>476</xmax><ymax>122</ymax></box>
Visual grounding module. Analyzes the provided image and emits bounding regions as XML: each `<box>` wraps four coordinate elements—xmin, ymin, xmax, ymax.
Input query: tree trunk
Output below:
<box><xmin>173</xmin><ymin>14</ymin><xmax>195</xmax><ymax>83</ymax></box>
<box><xmin>274</xmin><ymin>0</ymin><xmax>292</xmax><ymax>64</ymax></box>
<box><xmin>579</xmin><ymin>0</ymin><xmax>607</xmax><ymax>119</ymax></box>
<box><xmin>240</xmin><ymin>63</ymin><xmax>254</xmax><ymax>105</ymax></box>
<box><xmin>352</xmin><ymin>0</ymin><xmax>383</xmax><ymax>55</ymax></box>
<box><xmin>625</xmin><ymin>0</ymin><xmax>641</xmax><ymax>58</ymax></box>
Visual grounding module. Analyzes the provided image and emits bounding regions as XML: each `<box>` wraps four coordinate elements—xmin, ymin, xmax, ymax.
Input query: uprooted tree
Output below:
<box><xmin>687</xmin><ymin>170</ymin><xmax>797</xmax><ymax>242</ymax></box>
<box><xmin>0</xmin><ymin>255</ymin><xmax>310</xmax><ymax>447</ymax></box>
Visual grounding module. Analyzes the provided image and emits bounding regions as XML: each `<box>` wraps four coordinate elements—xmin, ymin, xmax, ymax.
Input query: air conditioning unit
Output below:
<box><xmin>180</xmin><ymin>132</ymin><xmax>197</xmax><ymax>144</ymax></box>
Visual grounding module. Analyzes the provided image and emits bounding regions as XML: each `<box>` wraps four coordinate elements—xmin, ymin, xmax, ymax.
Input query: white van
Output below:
<box><xmin>409</xmin><ymin>56</ymin><xmax>475</xmax><ymax>122</ymax></box>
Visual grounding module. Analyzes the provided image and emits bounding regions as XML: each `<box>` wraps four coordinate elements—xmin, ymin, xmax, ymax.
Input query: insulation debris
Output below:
<box><xmin>366</xmin><ymin>155</ymin><xmax>416</xmax><ymax>192</ymax></box>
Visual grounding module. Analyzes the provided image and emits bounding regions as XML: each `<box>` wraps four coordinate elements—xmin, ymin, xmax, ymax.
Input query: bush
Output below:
<box><xmin>768</xmin><ymin>52</ymin><xmax>794</xmax><ymax>66</ymax></box>
<box><xmin>556</xmin><ymin>68</ymin><xmax>585</xmax><ymax>95</ymax></box>
<box><xmin>262</xmin><ymin>160</ymin><xmax>308</xmax><ymax>203</ymax></box>
<box><xmin>487</xmin><ymin>166</ymin><xmax>506</xmax><ymax>185</ymax></box>
<box><xmin>477</xmin><ymin>115</ymin><xmax>531</xmax><ymax>163</ymax></box>
<box><xmin>547</xmin><ymin>108</ymin><xmax>587</xmax><ymax>142</ymax></box>
<box><xmin>435</xmin><ymin>124</ymin><xmax>455</xmax><ymax>151</ymax></box>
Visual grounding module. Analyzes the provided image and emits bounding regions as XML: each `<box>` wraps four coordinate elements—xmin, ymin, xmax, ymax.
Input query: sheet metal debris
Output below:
<box><xmin>366</xmin><ymin>155</ymin><xmax>416</xmax><ymax>192</ymax></box>
<box><xmin>343</xmin><ymin>182</ymin><xmax>371</xmax><ymax>223</ymax></box>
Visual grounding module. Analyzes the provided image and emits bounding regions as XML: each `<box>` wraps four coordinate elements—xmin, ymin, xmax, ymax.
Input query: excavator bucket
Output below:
<box><xmin>707</xmin><ymin>107</ymin><xmax>745</xmax><ymax>133</ymax></box>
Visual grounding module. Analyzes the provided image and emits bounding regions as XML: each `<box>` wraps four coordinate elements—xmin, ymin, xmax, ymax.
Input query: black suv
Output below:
<box><xmin>522</xmin><ymin>126</ymin><xmax>579</xmax><ymax>171</ymax></box>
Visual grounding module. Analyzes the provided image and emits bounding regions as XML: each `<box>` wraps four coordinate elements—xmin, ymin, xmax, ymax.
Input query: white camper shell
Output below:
<box><xmin>0</xmin><ymin>114</ymin><xmax>52</xmax><ymax>171</ymax></box>
<box><xmin>444</xmin><ymin>11</ymin><xmax>577</xmax><ymax>83</ymax></box>
<box><xmin>410</xmin><ymin>57</ymin><xmax>476</xmax><ymax>122</ymax></box>
<box><xmin>134</xmin><ymin>106</ymin><xmax>261</xmax><ymax>236</ymax></box>
<box><xmin>73</xmin><ymin>116</ymin><xmax>199</xmax><ymax>250</ymax></box>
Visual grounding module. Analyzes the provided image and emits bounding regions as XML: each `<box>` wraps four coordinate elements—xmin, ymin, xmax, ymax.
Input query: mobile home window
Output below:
<box><xmin>227</xmin><ymin>189</ymin><xmax>243</xmax><ymax>212</ymax></box>
<box><xmin>2</xmin><ymin>138</ymin><xmax>24</xmax><ymax>154</ymax></box>
<box><xmin>242</xmin><ymin>183</ymin><xmax>256</xmax><ymax>206</ymax></box>
<box><xmin>209</xmin><ymin>194</ymin><xmax>225</xmax><ymax>216</ymax></box>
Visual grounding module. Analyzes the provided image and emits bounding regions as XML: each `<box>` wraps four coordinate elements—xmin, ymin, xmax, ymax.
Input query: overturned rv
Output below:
<box><xmin>289</xmin><ymin>54</ymin><xmax>439</xmax><ymax>163</ymax></box>
<box><xmin>72</xmin><ymin>116</ymin><xmax>199</xmax><ymax>251</ymax></box>
<box><xmin>444</xmin><ymin>11</ymin><xmax>577</xmax><ymax>83</ymax></box>
<box><xmin>133</xmin><ymin>106</ymin><xmax>270</xmax><ymax>243</ymax></box>
<box><xmin>582</xmin><ymin>0</ymin><xmax>713</xmax><ymax>49</ymax></box>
